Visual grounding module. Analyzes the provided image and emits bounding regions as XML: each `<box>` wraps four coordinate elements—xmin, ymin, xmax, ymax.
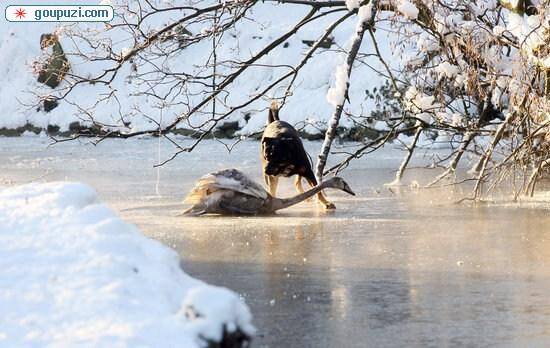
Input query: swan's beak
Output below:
<box><xmin>343</xmin><ymin>183</ymin><xmax>355</xmax><ymax>196</ymax></box>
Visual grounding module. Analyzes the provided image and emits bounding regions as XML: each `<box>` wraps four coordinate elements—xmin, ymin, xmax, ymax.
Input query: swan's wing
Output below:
<box><xmin>213</xmin><ymin>169</ymin><xmax>268</xmax><ymax>198</ymax></box>
<box><xmin>184</xmin><ymin>169</ymin><xmax>268</xmax><ymax>204</ymax></box>
<box><xmin>183</xmin><ymin>189</ymin><xmax>265</xmax><ymax>215</ymax></box>
<box><xmin>218</xmin><ymin>192</ymin><xmax>266</xmax><ymax>215</ymax></box>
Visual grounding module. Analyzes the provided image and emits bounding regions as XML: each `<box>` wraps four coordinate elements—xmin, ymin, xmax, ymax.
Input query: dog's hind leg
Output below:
<box><xmin>296</xmin><ymin>176</ymin><xmax>315</xmax><ymax>202</ymax></box>
<box><xmin>265</xmin><ymin>175</ymin><xmax>279</xmax><ymax>196</ymax></box>
<box><xmin>294</xmin><ymin>176</ymin><xmax>305</xmax><ymax>193</ymax></box>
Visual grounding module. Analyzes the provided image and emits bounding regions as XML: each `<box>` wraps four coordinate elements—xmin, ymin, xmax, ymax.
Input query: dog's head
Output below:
<box><xmin>262</xmin><ymin>138</ymin><xmax>296</xmax><ymax>175</ymax></box>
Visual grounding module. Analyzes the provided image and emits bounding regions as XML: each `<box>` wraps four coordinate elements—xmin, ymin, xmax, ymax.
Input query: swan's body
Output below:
<box><xmin>183</xmin><ymin>169</ymin><xmax>354</xmax><ymax>216</ymax></box>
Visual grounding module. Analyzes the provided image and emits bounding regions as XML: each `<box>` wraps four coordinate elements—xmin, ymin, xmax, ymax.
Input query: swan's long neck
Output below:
<box><xmin>270</xmin><ymin>182</ymin><xmax>329</xmax><ymax>211</ymax></box>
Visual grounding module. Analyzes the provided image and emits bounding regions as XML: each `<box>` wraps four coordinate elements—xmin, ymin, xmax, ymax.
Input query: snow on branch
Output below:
<box><xmin>397</xmin><ymin>0</ymin><xmax>418</xmax><ymax>19</ymax></box>
<box><xmin>316</xmin><ymin>0</ymin><xmax>379</xmax><ymax>182</ymax></box>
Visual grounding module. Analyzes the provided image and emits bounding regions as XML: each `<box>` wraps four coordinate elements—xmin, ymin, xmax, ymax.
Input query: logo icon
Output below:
<box><xmin>14</xmin><ymin>8</ymin><xmax>27</xmax><ymax>19</ymax></box>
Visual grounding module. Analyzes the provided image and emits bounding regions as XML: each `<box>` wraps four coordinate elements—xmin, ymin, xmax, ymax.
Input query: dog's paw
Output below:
<box><xmin>324</xmin><ymin>202</ymin><xmax>336</xmax><ymax>210</ymax></box>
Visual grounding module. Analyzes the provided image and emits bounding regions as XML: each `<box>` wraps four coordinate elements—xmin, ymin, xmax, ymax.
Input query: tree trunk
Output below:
<box><xmin>315</xmin><ymin>0</ymin><xmax>378</xmax><ymax>183</ymax></box>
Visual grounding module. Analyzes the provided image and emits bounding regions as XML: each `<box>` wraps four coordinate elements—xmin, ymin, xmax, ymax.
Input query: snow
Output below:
<box><xmin>345</xmin><ymin>0</ymin><xmax>361</xmax><ymax>11</ymax></box>
<box><xmin>417</xmin><ymin>96</ymin><xmax>435</xmax><ymax>111</ymax></box>
<box><xmin>436</xmin><ymin>61</ymin><xmax>460</xmax><ymax>79</ymax></box>
<box><xmin>451</xmin><ymin>113</ymin><xmax>464</xmax><ymax>127</ymax></box>
<box><xmin>405</xmin><ymin>86</ymin><xmax>437</xmax><ymax>113</ymax></box>
<box><xmin>183</xmin><ymin>286</ymin><xmax>254</xmax><ymax>342</ymax></box>
<box><xmin>374</xmin><ymin>120</ymin><xmax>390</xmax><ymax>131</ymax></box>
<box><xmin>326</xmin><ymin>63</ymin><xmax>349</xmax><ymax>107</ymax></box>
<box><xmin>503</xmin><ymin>0</ymin><xmax>521</xmax><ymax>8</ymax></box>
<box><xmin>492</xmin><ymin>25</ymin><xmax>506</xmax><ymax>36</ymax></box>
<box><xmin>0</xmin><ymin>182</ymin><xmax>254</xmax><ymax>347</ymax></box>
<box><xmin>417</xmin><ymin>35</ymin><xmax>439</xmax><ymax>52</ymax></box>
<box><xmin>357</xmin><ymin>2</ymin><xmax>375</xmax><ymax>24</ymax></box>
<box><xmin>454</xmin><ymin>73</ymin><xmax>466</xmax><ymax>88</ymax></box>
<box><xmin>505</xmin><ymin>9</ymin><xmax>549</xmax><ymax>66</ymax></box>
<box><xmin>507</xmin><ymin>12</ymin><xmax>526</xmax><ymax>39</ymax></box>
<box><xmin>397</xmin><ymin>0</ymin><xmax>419</xmax><ymax>20</ymax></box>
<box><xmin>0</xmin><ymin>0</ymin><xmax>393</xmax><ymax>136</ymax></box>
<box><xmin>325</xmin><ymin>1</ymin><xmax>375</xmax><ymax>108</ymax></box>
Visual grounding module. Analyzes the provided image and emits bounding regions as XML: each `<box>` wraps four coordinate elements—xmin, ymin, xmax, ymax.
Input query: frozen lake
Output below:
<box><xmin>2</xmin><ymin>136</ymin><xmax>550</xmax><ymax>347</ymax></box>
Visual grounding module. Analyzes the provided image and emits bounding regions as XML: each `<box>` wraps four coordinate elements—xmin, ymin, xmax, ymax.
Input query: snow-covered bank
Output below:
<box><xmin>0</xmin><ymin>182</ymin><xmax>254</xmax><ymax>347</ymax></box>
<box><xmin>0</xmin><ymin>1</ymin><xmax>392</xmax><ymax>136</ymax></box>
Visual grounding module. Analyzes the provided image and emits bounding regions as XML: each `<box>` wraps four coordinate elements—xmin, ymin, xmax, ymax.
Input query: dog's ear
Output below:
<box><xmin>267</xmin><ymin>101</ymin><xmax>280</xmax><ymax>123</ymax></box>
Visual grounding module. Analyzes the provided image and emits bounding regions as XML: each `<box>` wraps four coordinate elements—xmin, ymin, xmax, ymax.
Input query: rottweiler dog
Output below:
<box><xmin>261</xmin><ymin>101</ymin><xmax>335</xmax><ymax>209</ymax></box>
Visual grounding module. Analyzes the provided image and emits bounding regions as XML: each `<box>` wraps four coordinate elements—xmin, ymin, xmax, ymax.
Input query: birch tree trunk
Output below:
<box><xmin>391</xmin><ymin>124</ymin><xmax>422</xmax><ymax>185</ymax></box>
<box><xmin>473</xmin><ymin>112</ymin><xmax>516</xmax><ymax>198</ymax></box>
<box><xmin>315</xmin><ymin>0</ymin><xmax>378</xmax><ymax>183</ymax></box>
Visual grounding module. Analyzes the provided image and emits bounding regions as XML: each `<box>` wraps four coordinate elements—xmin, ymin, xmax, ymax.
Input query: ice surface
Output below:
<box><xmin>0</xmin><ymin>128</ymin><xmax>549</xmax><ymax>348</ymax></box>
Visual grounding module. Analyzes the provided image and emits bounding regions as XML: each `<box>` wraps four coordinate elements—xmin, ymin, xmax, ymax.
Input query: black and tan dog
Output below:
<box><xmin>261</xmin><ymin>101</ymin><xmax>335</xmax><ymax>209</ymax></box>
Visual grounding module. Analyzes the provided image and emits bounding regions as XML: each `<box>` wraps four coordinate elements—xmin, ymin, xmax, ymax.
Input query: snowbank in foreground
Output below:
<box><xmin>0</xmin><ymin>182</ymin><xmax>254</xmax><ymax>347</ymax></box>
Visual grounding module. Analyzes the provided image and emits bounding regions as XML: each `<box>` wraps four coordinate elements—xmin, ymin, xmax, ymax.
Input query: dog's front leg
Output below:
<box><xmin>304</xmin><ymin>177</ymin><xmax>336</xmax><ymax>209</ymax></box>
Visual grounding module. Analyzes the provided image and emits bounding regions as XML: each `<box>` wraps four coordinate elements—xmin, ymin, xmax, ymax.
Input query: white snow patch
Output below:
<box><xmin>405</xmin><ymin>87</ymin><xmax>437</xmax><ymax>112</ymax></box>
<box><xmin>504</xmin><ymin>0</ymin><xmax>521</xmax><ymax>8</ymax></box>
<box><xmin>454</xmin><ymin>73</ymin><xmax>466</xmax><ymax>88</ymax></box>
<box><xmin>398</xmin><ymin>0</ymin><xmax>419</xmax><ymax>20</ymax></box>
<box><xmin>374</xmin><ymin>120</ymin><xmax>390</xmax><ymax>131</ymax></box>
<box><xmin>507</xmin><ymin>12</ymin><xmax>526</xmax><ymax>39</ymax></box>
<box><xmin>436</xmin><ymin>61</ymin><xmax>460</xmax><ymax>79</ymax></box>
<box><xmin>492</xmin><ymin>25</ymin><xmax>506</xmax><ymax>36</ymax></box>
<box><xmin>326</xmin><ymin>63</ymin><xmax>349</xmax><ymax>107</ymax></box>
<box><xmin>345</xmin><ymin>0</ymin><xmax>361</xmax><ymax>10</ymax></box>
<box><xmin>0</xmin><ymin>182</ymin><xmax>254</xmax><ymax>347</ymax></box>
<box><xmin>182</xmin><ymin>286</ymin><xmax>255</xmax><ymax>342</ymax></box>
<box><xmin>417</xmin><ymin>35</ymin><xmax>439</xmax><ymax>52</ymax></box>
<box><xmin>357</xmin><ymin>2</ymin><xmax>375</xmax><ymax>24</ymax></box>
<box><xmin>325</xmin><ymin>2</ymin><xmax>375</xmax><ymax>108</ymax></box>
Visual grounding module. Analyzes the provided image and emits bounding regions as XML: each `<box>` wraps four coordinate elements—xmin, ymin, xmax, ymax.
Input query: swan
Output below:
<box><xmin>182</xmin><ymin>169</ymin><xmax>354</xmax><ymax>216</ymax></box>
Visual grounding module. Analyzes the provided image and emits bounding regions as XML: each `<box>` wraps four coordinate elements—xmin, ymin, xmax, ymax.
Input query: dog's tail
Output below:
<box><xmin>267</xmin><ymin>100</ymin><xmax>279</xmax><ymax>124</ymax></box>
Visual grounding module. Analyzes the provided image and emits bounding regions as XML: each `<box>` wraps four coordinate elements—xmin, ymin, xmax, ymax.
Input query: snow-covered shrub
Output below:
<box><xmin>374</xmin><ymin>0</ymin><xmax>550</xmax><ymax>195</ymax></box>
